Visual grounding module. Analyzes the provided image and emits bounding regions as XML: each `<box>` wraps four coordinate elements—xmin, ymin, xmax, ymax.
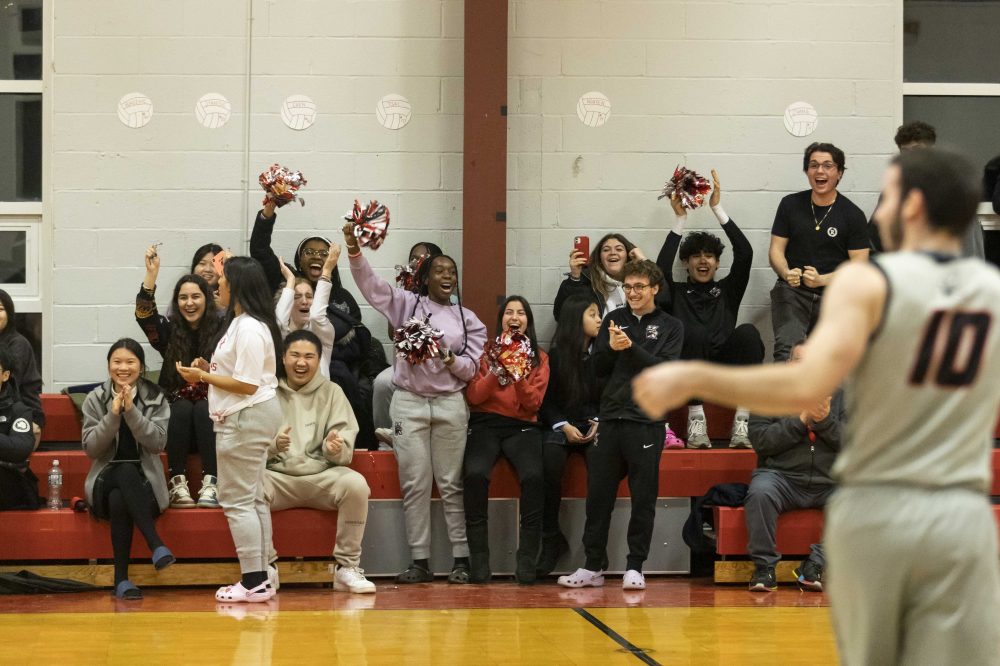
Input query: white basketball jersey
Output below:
<box><xmin>836</xmin><ymin>252</ymin><xmax>1000</xmax><ymax>493</ymax></box>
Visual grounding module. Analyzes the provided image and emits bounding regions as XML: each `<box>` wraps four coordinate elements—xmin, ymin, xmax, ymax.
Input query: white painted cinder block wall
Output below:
<box><xmin>49</xmin><ymin>0</ymin><xmax>899</xmax><ymax>387</ymax></box>
<box><xmin>507</xmin><ymin>0</ymin><xmax>899</xmax><ymax>349</ymax></box>
<box><xmin>49</xmin><ymin>0</ymin><xmax>465</xmax><ymax>388</ymax></box>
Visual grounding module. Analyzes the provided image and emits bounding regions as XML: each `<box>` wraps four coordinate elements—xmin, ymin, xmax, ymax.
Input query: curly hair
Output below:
<box><xmin>678</xmin><ymin>231</ymin><xmax>725</xmax><ymax>262</ymax></box>
<box><xmin>894</xmin><ymin>121</ymin><xmax>936</xmax><ymax>148</ymax></box>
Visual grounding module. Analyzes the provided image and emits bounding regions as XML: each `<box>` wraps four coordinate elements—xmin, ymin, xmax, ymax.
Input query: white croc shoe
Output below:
<box><xmin>215</xmin><ymin>580</ymin><xmax>275</xmax><ymax>603</ymax></box>
<box><xmin>622</xmin><ymin>569</ymin><xmax>646</xmax><ymax>590</ymax></box>
<box><xmin>557</xmin><ymin>568</ymin><xmax>605</xmax><ymax>588</ymax></box>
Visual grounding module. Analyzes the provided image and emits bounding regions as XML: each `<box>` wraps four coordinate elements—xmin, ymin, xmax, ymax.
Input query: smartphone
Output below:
<box><xmin>573</xmin><ymin>236</ymin><xmax>590</xmax><ymax>263</ymax></box>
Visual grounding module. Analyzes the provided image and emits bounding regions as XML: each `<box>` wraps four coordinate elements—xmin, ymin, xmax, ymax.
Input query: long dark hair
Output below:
<box><xmin>410</xmin><ymin>254</ymin><xmax>470</xmax><ymax>357</ymax></box>
<box><xmin>190</xmin><ymin>243</ymin><xmax>224</xmax><ymax>274</ymax></box>
<box><xmin>588</xmin><ymin>233</ymin><xmax>636</xmax><ymax>299</ymax></box>
<box><xmin>0</xmin><ymin>289</ymin><xmax>16</xmax><ymax>339</ymax></box>
<box><xmin>551</xmin><ymin>294</ymin><xmax>599</xmax><ymax>409</ymax></box>
<box><xmin>160</xmin><ymin>274</ymin><xmax>223</xmax><ymax>392</ymax></box>
<box><xmin>494</xmin><ymin>295</ymin><xmax>540</xmax><ymax>369</ymax></box>
<box><xmin>222</xmin><ymin>256</ymin><xmax>283</xmax><ymax>362</ymax></box>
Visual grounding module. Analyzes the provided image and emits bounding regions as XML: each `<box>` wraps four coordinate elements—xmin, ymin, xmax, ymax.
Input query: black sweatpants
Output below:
<box><xmin>100</xmin><ymin>463</ymin><xmax>164</xmax><ymax>585</ymax></box>
<box><xmin>166</xmin><ymin>398</ymin><xmax>216</xmax><ymax>478</ymax></box>
<box><xmin>583</xmin><ymin>419</ymin><xmax>664</xmax><ymax>572</ymax></box>
<box><xmin>541</xmin><ymin>431</ymin><xmax>592</xmax><ymax>538</ymax></box>
<box><xmin>685</xmin><ymin>323</ymin><xmax>765</xmax><ymax>405</ymax></box>
<box><xmin>463</xmin><ymin>418</ymin><xmax>545</xmax><ymax>557</ymax></box>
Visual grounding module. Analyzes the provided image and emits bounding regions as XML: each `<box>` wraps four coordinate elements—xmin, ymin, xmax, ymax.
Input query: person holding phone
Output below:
<box><xmin>344</xmin><ymin>224</ymin><xmax>487</xmax><ymax>584</ymax></box>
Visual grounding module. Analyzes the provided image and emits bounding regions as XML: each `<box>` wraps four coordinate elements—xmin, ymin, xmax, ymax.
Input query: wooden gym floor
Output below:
<box><xmin>0</xmin><ymin>577</ymin><xmax>838</xmax><ymax>665</ymax></box>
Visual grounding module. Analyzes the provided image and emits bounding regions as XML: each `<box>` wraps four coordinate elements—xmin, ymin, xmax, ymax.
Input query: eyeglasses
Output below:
<box><xmin>807</xmin><ymin>161</ymin><xmax>838</xmax><ymax>172</ymax></box>
<box><xmin>302</xmin><ymin>249</ymin><xmax>330</xmax><ymax>258</ymax></box>
<box><xmin>622</xmin><ymin>283</ymin><xmax>650</xmax><ymax>294</ymax></box>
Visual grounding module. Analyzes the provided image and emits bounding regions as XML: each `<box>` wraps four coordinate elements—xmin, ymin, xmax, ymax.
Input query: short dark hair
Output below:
<box><xmin>0</xmin><ymin>345</ymin><xmax>12</xmax><ymax>375</ymax></box>
<box><xmin>803</xmin><ymin>142</ymin><xmax>846</xmax><ymax>173</ymax></box>
<box><xmin>621</xmin><ymin>259</ymin><xmax>664</xmax><ymax>286</ymax></box>
<box><xmin>107</xmin><ymin>338</ymin><xmax>146</xmax><ymax>372</ymax></box>
<box><xmin>894</xmin><ymin>121</ymin><xmax>936</xmax><ymax>148</ymax></box>
<box><xmin>891</xmin><ymin>147</ymin><xmax>979</xmax><ymax>237</ymax></box>
<box><xmin>678</xmin><ymin>231</ymin><xmax>725</xmax><ymax>262</ymax></box>
<box><xmin>283</xmin><ymin>329</ymin><xmax>323</xmax><ymax>356</ymax></box>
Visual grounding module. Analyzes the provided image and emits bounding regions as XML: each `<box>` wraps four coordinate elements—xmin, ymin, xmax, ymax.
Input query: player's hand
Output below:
<box><xmin>324</xmin><ymin>430</ymin><xmax>344</xmax><ymax>457</ymax></box>
<box><xmin>709</xmin><ymin>169</ymin><xmax>721</xmax><ymax>208</ymax></box>
<box><xmin>669</xmin><ymin>193</ymin><xmax>687</xmax><ymax>218</ymax></box>
<box><xmin>275</xmin><ymin>426</ymin><xmax>292</xmax><ymax>453</ymax></box>
<box><xmin>633</xmin><ymin>362</ymin><xmax>695</xmax><ymax>419</ymax></box>
<box><xmin>784</xmin><ymin>267</ymin><xmax>802</xmax><ymax>287</ymax></box>
<box><xmin>569</xmin><ymin>249</ymin><xmax>587</xmax><ymax>279</ymax></box>
<box><xmin>802</xmin><ymin>266</ymin><xmax>824</xmax><ymax>289</ymax></box>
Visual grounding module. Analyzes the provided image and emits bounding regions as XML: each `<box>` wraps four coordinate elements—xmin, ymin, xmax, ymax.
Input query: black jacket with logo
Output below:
<box><xmin>593</xmin><ymin>306</ymin><xmax>684</xmax><ymax>424</ymax></box>
<box><xmin>0</xmin><ymin>382</ymin><xmax>38</xmax><ymax>510</ymax></box>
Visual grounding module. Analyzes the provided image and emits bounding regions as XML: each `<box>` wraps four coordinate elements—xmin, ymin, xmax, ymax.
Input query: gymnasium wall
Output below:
<box><xmin>47</xmin><ymin>0</ymin><xmax>898</xmax><ymax>386</ymax></box>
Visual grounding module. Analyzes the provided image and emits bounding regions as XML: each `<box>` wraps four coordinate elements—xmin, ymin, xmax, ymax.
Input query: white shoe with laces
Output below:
<box><xmin>622</xmin><ymin>569</ymin><xmax>646</xmax><ymax>590</ymax></box>
<box><xmin>557</xmin><ymin>568</ymin><xmax>605</xmax><ymax>588</ymax></box>
<box><xmin>334</xmin><ymin>565</ymin><xmax>376</xmax><ymax>594</ymax></box>
<box><xmin>168</xmin><ymin>475</ymin><xmax>196</xmax><ymax>508</ymax></box>
<box><xmin>686</xmin><ymin>416</ymin><xmax>711</xmax><ymax>449</ymax></box>
<box><xmin>196</xmin><ymin>474</ymin><xmax>220</xmax><ymax>507</ymax></box>
<box><xmin>729</xmin><ymin>418</ymin><xmax>752</xmax><ymax>449</ymax></box>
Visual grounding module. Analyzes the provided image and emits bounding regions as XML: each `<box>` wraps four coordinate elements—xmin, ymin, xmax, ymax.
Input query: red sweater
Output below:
<box><xmin>466</xmin><ymin>350</ymin><xmax>550</xmax><ymax>423</ymax></box>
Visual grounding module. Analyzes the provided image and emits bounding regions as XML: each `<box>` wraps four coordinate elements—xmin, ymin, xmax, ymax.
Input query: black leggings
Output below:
<box><xmin>541</xmin><ymin>433</ymin><xmax>592</xmax><ymax>538</ymax></box>
<box><xmin>101</xmin><ymin>463</ymin><xmax>164</xmax><ymax>585</ymax></box>
<box><xmin>166</xmin><ymin>398</ymin><xmax>216</xmax><ymax>478</ymax></box>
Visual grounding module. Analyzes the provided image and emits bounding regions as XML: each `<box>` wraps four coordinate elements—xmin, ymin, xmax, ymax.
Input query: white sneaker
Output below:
<box><xmin>168</xmin><ymin>475</ymin><xmax>196</xmax><ymax>508</ymax></box>
<box><xmin>686</xmin><ymin>415</ymin><xmax>711</xmax><ymax>449</ymax></box>
<box><xmin>197</xmin><ymin>474</ymin><xmax>220</xmax><ymax>507</ymax></box>
<box><xmin>267</xmin><ymin>563</ymin><xmax>280</xmax><ymax>591</ymax></box>
<box><xmin>334</xmin><ymin>565</ymin><xmax>376</xmax><ymax>594</ymax></box>
<box><xmin>622</xmin><ymin>569</ymin><xmax>646</xmax><ymax>590</ymax></box>
<box><xmin>729</xmin><ymin>418</ymin><xmax>752</xmax><ymax>449</ymax></box>
<box><xmin>557</xmin><ymin>568</ymin><xmax>604</xmax><ymax>588</ymax></box>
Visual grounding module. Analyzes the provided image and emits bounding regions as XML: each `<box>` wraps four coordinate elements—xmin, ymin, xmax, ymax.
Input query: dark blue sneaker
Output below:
<box><xmin>748</xmin><ymin>564</ymin><xmax>777</xmax><ymax>592</ymax></box>
<box><xmin>794</xmin><ymin>559</ymin><xmax>823</xmax><ymax>592</ymax></box>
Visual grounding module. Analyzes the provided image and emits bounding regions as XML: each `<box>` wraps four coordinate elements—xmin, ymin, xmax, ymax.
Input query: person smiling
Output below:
<box><xmin>176</xmin><ymin>256</ymin><xmax>283</xmax><ymax>603</ymax></box>
<box><xmin>345</xmin><ymin>224</ymin><xmax>487</xmax><ymax>585</ymax></box>
<box><xmin>554</xmin><ymin>233</ymin><xmax>657</xmax><ymax>322</ymax></box>
<box><xmin>274</xmin><ymin>244</ymin><xmax>340</xmax><ymax>379</ymax></box>
<box><xmin>136</xmin><ymin>244</ymin><xmax>222</xmax><ymax>508</ymax></box>
<box><xmin>768</xmin><ymin>142</ymin><xmax>869</xmax><ymax>361</ymax></box>
<box><xmin>81</xmin><ymin>338</ymin><xmax>173</xmax><ymax>600</ymax></box>
<box><xmin>189</xmin><ymin>242</ymin><xmax>224</xmax><ymax>293</ymax></box>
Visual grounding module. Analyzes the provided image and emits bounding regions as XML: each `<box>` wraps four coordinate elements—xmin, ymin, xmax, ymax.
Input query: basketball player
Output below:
<box><xmin>633</xmin><ymin>147</ymin><xmax>1000</xmax><ymax>665</ymax></box>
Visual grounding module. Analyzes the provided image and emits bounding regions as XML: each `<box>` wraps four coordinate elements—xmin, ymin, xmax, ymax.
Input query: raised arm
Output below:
<box><xmin>249</xmin><ymin>201</ymin><xmax>284</xmax><ymax>293</ymax></box>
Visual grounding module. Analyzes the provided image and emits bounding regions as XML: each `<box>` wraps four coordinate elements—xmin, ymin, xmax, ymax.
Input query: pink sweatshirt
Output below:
<box><xmin>350</xmin><ymin>254</ymin><xmax>487</xmax><ymax>396</ymax></box>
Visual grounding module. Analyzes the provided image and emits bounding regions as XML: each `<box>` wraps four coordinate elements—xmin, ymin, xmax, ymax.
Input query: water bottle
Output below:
<box><xmin>47</xmin><ymin>459</ymin><xmax>63</xmax><ymax>511</ymax></box>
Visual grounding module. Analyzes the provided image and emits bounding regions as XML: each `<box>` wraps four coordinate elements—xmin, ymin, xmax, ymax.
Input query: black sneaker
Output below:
<box><xmin>794</xmin><ymin>559</ymin><xmax>823</xmax><ymax>592</ymax></box>
<box><xmin>748</xmin><ymin>565</ymin><xmax>777</xmax><ymax>592</ymax></box>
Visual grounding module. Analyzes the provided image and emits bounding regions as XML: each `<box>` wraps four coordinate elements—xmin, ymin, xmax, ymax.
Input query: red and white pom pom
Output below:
<box><xmin>345</xmin><ymin>199</ymin><xmax>390</xmax><ymax>251</ymax></box>
<box><xmin>658</xmin><ymin>166</ymin><xmax>711</xmax><ymax>210</ymax></box>
<box><xmin>395</xmin><ymin>255</ymin><xmax>427</xmax><ymax>294</ymax></box>
<box><xmin>259</xmin><ymin>164</ymin><xmax>307</xmax><ymax>208</ymax></box>
<box><xmin>486</xmin><ymin>330</ymin><xmax>535</xmax><ymax>385</ymax></box>
<box><xmin>393</xmin><ymin>315</ymin><xmax>444</xmax><ymax>365</ymax></box>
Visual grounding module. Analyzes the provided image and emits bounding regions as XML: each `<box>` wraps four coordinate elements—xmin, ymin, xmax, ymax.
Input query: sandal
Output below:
<box><xmin>395</xmin><ymin>563</ymin><xmax>433</xmax><ymax>584</ymax></box>
<box><xmin>448</xmin><ymin>563</ymin><xmax>470</xmax><ymax>585</ymax></box>
<box><xmin>114</xmin><ymin>580</ymin><xmax>143</xmax><ymax>600</ymax></box>
<box><xmin>152</xmin><ymin>546</ymin><xmax>175</xmax><ymax>571</ymax></box>
<box><xmin>215</xmin><ymin>580</ymin><xmax>275</xmax><ymax>603</ymax></box>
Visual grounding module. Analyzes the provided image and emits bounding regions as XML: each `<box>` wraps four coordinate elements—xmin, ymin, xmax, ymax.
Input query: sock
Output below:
<box><xmin>735</xmin><ymin>408</ymin><xmax>750</xmax><ymax>421</ymax></box>
<box><xmin>413</xmin><ymin>558</ymin><xmax>430</xmax><ymax>571</ymax></box>
<box><xmin>453</xmin><ymin>556</ymin><xmax>470</xmax><ymax>568</ymax></box>
<box><xmin>688</xmin><ymin>404</ymin><xmax>705</xmax><ymax>419</ymax></box>
<box><xmin>241</xmin><ymin>570</ymin><xmax>268</xmax><ymax>589</ymax></box>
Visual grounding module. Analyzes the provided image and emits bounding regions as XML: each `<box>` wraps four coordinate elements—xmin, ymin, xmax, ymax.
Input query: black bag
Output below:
<box><xmin>683</xmin><ymin>482</ymin><xmax>749</xmax><ymax>554</ymax></box>
<box><xmin>0</xmin><ymin>466</ymin><xmax>40</xmax><ymax>510</ymax></box>
<box><xmin>0</xmin><ymin>570</ymin><xmax>97</xmax><ymax>595</ymax></box>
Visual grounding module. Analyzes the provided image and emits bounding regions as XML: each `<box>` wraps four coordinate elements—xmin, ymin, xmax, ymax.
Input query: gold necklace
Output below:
<box><xmin>811</xmin><ymin>196</ymin><xmax>836</xmax><ymax>231</ymax></box>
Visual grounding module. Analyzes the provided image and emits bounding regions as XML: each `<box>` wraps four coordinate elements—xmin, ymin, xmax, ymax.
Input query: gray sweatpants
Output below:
<box><xmin>745</xmin><ymin>468</ymin><xmax>831</xmax><ymax>568</ymax></box>
<box><xmin>265</xmin><ymin>466</ymin><xmax>370</xmax><ymax>568</ymax></box>
<box><xmin>390</xmin><ymin>389</ymin><xmax>469</xmax><ymax>559</ymax></box>
<box><xmin>373</xmin><ymin>366</ymin><xmax>396</xmax><ymax>430</ymax></box>
<box><xmin>215</xmin><ymin>397</ymin><xmax>282</xmax><ymax>574</ymax></box>
<box><xmin>825</xmin><ymin>486</ymin><xmax>1000</xmax><ymax>666</ymax></box>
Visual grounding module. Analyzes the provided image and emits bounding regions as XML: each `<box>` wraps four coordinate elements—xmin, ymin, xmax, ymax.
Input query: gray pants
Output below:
<box><xmin>215</xmin><ymin>398</ymin><xmax>282</xmax><ymax>574</ymax></box>
<box><xmin>745</xmin><ymin>468</ymin><xmax>831</xmax><ymax>568</ymax></box>
<box><xmin>826</xmin><ymin>486</ymin><xmax>1000</xmax><ymax>666</ymax></box>
<box><xmin>391</xmin><ymin>389</ymin><xmax>469</xmax><ymax>559</ymax></box>
<box><xmin>770</xmin><ymin>279</ymin><xmax>822</xmax><ymax>362</ymax></box>
<box><xmin>265</xmin><ymin>466</ymin><xmax>370</xmax><ymax>569</ymax></box>
<box><xmin>373</xmin><ymin>366</ymin><xmax>396</xmax><ymax>430</ymax></box>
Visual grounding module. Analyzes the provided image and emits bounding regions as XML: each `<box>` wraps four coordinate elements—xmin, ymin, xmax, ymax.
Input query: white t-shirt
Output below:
<box><xmin>208</xmin><ymin>314</ymin><xmax>278</xmax><ymax>423</ymax></box>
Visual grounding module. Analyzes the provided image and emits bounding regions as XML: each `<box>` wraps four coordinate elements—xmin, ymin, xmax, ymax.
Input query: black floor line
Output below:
<box><xmin>572</xmin><ymin>607</ymin><xmax>662</xmax><ymax>666</ymax></box>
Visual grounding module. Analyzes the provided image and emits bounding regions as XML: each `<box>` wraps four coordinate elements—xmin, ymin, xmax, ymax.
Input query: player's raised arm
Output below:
<box><xmin>632</xmin><ymin>260</ymin><xmax>886</xmax><ymax>418</ymax></box>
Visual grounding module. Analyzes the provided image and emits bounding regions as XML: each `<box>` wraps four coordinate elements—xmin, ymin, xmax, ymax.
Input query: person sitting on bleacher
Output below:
<box><xmin>745</xmin><ymin>343</ymin><xmax>843</xmax><ymax>593</ymax></box>
<box><xmin>0</xmin><ymin>289</ymin><xmax>43</xmax><ymax>449</ymax></box>
<box><xmin>81</xmin><ymin>338</ymin><xmax>174</xmax><ymax>600</ymax></box>
<box><xmin>264</xmin><ymin>330</ymin><xmax>375</xmax><ymax>594</ymax></box>
<box><xmin>0</xmin><ymin>347</ymin><xmax>39</xmax><ymax>510</ymax></box>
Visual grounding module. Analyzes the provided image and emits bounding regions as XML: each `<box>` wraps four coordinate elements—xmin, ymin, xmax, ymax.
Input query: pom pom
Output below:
<box><xmin>395</xmin><ymin>255</ymin><xmax>428</xmax><ymax>293</ymax></box>
<box><xmin>486</xmin><ymin>329</ymin><xmax>535</xmax><ymax>385</ymax></box>
<box><xmin>657</xmin><ymin>166</ymin><xmax>711</xmax><ymax>210</ymax></box>
<box><xmin>393</xmin><ymin>315</ymin><xmax>444</xmax><ymax>365</ymax></box>
<box><xmin>345</xmin><ymin>199</ymin><xmax>390</xmax><ymax>251</ymax></box>
<box><xmin>260</xmin><ymin>164</ymin><xmax>307</xmax><ymax>208</ymax></box>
